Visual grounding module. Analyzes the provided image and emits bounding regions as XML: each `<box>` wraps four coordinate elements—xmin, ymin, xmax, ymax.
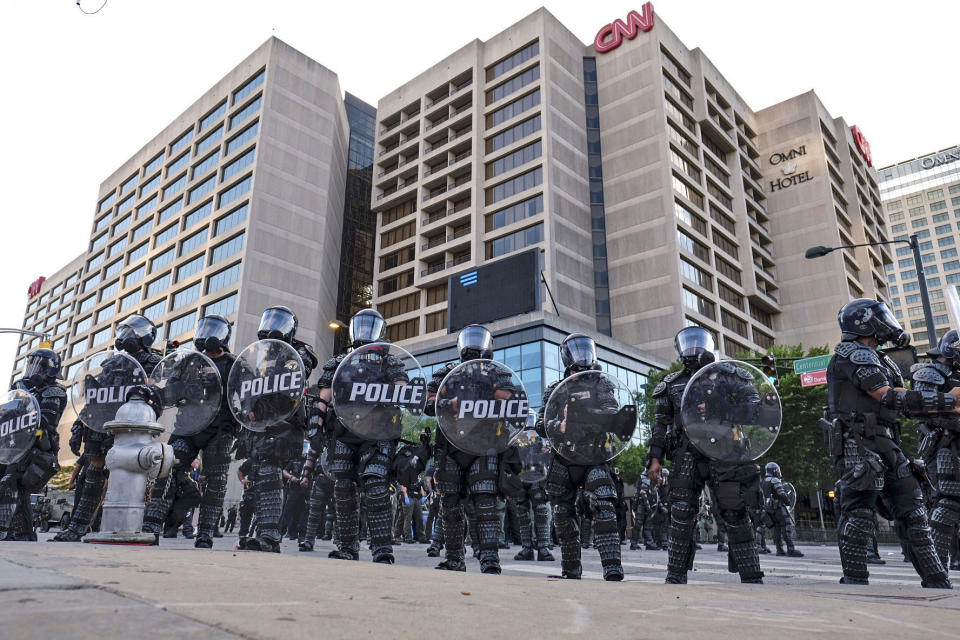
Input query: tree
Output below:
<box><xmin>615</xmin><ymin>443</ymin><xmax>648</xmax><ymax>485</ymax></box>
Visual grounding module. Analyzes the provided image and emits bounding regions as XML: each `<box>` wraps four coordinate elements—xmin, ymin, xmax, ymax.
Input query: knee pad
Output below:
<box><xmin>584</xmin><ymin>466</ymin><xmax>616</xmax><ymax>501</ymax></box>
<box><xmin>467</xmin><ymin>456</ymin><xmax>499</xmax><ymax>495</ymax></box>
<box><xmin>670</xmin><ymin>499</ymin><xmax>695</xmax><ymax>524</ymax></box>
<box><xmin>329</xmin><ymin>440</ymin><xmax>358</xmax><ymax>477</ymax></box>
<box><xmin>838</xmin><ymin>508</ymin><xmax>874</xmax><ymax>544</ymax></box>
<box><xmin>545</xmin><ymin>460</ymin><xmax>570</xmax><ymax>499</ymax></box>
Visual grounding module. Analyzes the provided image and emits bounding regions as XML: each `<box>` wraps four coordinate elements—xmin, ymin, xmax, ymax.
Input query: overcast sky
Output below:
<box><xmin>0</xmin><ymin>0</ymin><xmax>955</xmax><ymax>378</ymax></box>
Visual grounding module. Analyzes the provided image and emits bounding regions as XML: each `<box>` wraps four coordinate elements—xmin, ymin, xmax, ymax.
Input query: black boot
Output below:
<box><xmin>514</xmin><ymin>547</ymin><xmax>535</xmax><ymax>561</ymax></box>
<box><xmin>537</xmin><ymin>547</ymin><xmax>555</xmax><ymax>561</ymax></box>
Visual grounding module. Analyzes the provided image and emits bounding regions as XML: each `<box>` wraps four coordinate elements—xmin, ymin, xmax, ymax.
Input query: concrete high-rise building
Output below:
<box><xmin>13</xmin><ymin>38</ymin><xmax>375</xmax><ymax>445</ymax></box>
<box><xmin>878</xmin><ymin>145</ymin><xmax>960</xmax><ymax>350</ymax></box>
<box><xmin>368</xmin><ymin>5</ymin><xmax>885</xmax><ymax>380</ymax></box>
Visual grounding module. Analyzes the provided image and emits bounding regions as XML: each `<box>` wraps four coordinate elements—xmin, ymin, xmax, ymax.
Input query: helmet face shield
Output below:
<box><xmin>258</xmin><ymin>307</ymin><xmax>297</xmax><ymax>341</ymax></box>
<box><xmin>116</xmin><ymin>314</ymin><xmax>157</xmax><ymax>352</ymax></box>
<box><xmin>675</xmin><ymin>326</ymin><xmax>715</xmax><ymax>358</ymax></box>
<box><xmin>457</xmin><ymin>325</ymin><xmax>493</xmax><ymax>361</ymax></box>
<box><xmin>195</xmin><ymin>316</ymin><xmax>231</xmax><ymax>352</ymax></box>
<box><xmin>870</xmin><ymin>302</ymin><xmax>908</xmax><ymax>346</ymax></box>
<box><xmin>23</xmin><ymin>349</ymin><xmax>62</xmax><ymax>382</ymax></box>
<box><xmin>560</xmin><ymin>334</ymin><xmax>597</xmax><ymax>371</ymax></box>
<box><xmin>349</xmin><ymin>311</ymin><xmax>386</xmax><ymax>346</ymax></box>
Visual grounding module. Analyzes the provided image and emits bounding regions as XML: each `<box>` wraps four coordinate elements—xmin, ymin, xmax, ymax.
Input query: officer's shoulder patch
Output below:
<box><xmin>652</xmin><ymin>381</ymin><xmax>668</xmax><ymax>397</ymax></box>
<box><xmin>912</xmin><ymin>365</ymin><xmax>946</xmax><ymax>386</ymax></box>
<box><xmin>848</xmin><ymin>347</ymin><xmax>881</xmax><ymax>366</ymax></box>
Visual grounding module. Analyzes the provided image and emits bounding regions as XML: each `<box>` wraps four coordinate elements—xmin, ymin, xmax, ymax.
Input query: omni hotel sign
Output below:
<box><xmin>921</xmin><ymin>148</ymin><xmax>960</xmax><ymax>170</ymax></box>
<box><xmin>768</xmin><ymin>145</ymin><xmax>813</xmax><ymax>192</ymax></box>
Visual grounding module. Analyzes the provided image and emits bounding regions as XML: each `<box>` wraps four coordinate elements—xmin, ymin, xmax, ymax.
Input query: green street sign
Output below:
<box><xmin>793</xmin><ymin>354</ymin><xmax>832</xmax><ymax>374</ymax></box>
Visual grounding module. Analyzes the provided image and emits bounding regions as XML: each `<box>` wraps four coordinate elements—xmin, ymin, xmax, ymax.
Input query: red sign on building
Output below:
<box><xmin>594</xmin><ymin>3</ymin><xmax>655</xmax><ymax>53</ymax></box>
<box><xmin>800</xmin><ymin>370</ymin><xmax>828</xmax><ymax>388</ymax></box>
<box><xmin>850</xmin><ymin>125</ymin><xmax>873</xmax><ymax>168</ymax></box>
<box><xmin>27</xmin><ymin>277</ymin><xmax>46</xmax><ymax>299</ymax></box>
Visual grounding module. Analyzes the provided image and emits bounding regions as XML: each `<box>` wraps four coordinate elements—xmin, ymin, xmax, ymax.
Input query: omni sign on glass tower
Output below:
<box><xmin>594</xmin><ymin>3</ymin><xmax>655</xmax><ymax>53</ymax></box>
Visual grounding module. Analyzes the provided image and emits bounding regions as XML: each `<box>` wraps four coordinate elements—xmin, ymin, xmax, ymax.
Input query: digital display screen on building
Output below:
<box><xmin>447</xmin><ymin>249</ymin><xmax>539</xmax><ymax>332</ymax></box>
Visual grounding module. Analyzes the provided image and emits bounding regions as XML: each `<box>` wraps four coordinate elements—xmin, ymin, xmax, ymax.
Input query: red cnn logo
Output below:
<box><xmin>594</xmin><ymin>3</ymin><xmax>655</xmax><ymax>53</ymax></box>
<box><xmin>27</xmin><ymin>277</ymin><xmax>46</xmax><ymax>299</ymax></box>
<box><xmin>851</xmin><ymin>125</ymin><xmax>873</xmax><ymax>168</ymax></box>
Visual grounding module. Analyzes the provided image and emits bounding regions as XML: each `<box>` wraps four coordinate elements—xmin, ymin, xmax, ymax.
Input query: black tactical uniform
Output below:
<box><xmin>540</xmin><ymin>334</ymin><xmax>625</xmax><ymax>581</ymax></box>
<box><xmin>318</xmin><ymin>309</ymin><xmax>406</xmax><ymax>564</ymax></box>
<box><xmin>647</xmin><ymin>327</ymin><xmax>765</xmax><ymax>584</ymax></box>
<box><xmin>430</xmin><ymin>324</ymin><xmax>511</xmax><ymax>574</ymax></box>
<box><xmin>630</xmin><ymin>472</ymin><xmax>658</xmax><ymax>550</ymax></box>
<box><xmin>54</xmin><ymin>316</ymin><xmax>162</xmax><ymax>542</ymax></box>
<box><xmin>912</xmin><ymin>330</ymin><xmax>960</xmax><ymax>572</ymax></box>
<box><xmin>0</xmin><ymin>350</ymin><xmax>67</xmax><ymax>540</ymax></box>
<box><xmin>143</xmin><ymin>315</ymin><xmax>239</xmax><ymax>548</ymax></box>
<box><xmin>760</xmin><ymin>462</ymin><xmax>802</xmax><ymax>557</ymax></box>
<box><xmin>825</xmin><ymin>298</ymin><xmax>954</xmax><ymax>587</ymax></box>
<box><xmin>298</xmin><ymin>437</ymin><xmax>336</xmax><ymax>551</ymax></box>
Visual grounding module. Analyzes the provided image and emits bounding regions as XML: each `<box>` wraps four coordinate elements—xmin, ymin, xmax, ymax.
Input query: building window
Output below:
<box><xmin>192</xmin><ymin>151</ymin><xmax>220</xmax><ymax>179</ymax></box>
<box><xmin>887</xmin><ymin>200</ymin><xmax>902</xmax><ymax>211</ymax></box>
<box><xmin>128</xmin><ymin>242</ymin><xmax>149</xmax><ymax>265</ymax></box>
<box><xmin>381</xmin><ymin>221</ymin><xmax>415</xmax><ymax>249</ymax></box>
<box><xmin>119</xmin><ymin>290</ymin><xmax>141</xmax><ymax>311</ymax></box>
<box><xmin>98</xmin><ymin>192</ymin><xmax>116</xmax><ymax>213</ymax></box>
<box><xmin>487</xmin><ymin>65</ymin><xmax>540</xmax><ymax>105</ymax></box>
<box><xmin>117</xmin><ymin>195</ymin><xmax>133</xmax><ymax>215</ymax></box>
<box><xmin>159</xmin><ymin>198</ymin><xmax>183</xmax><ymax>224</ymax></box>
<box><xmin>163</xmin><ymin>174</ymin><xmax>187</xmax><ymax>200</ymax></box>
<box><xmin>78</xmin><ymin>295</ymin><xmax>95</xmax><ymax>314</ymax></box>
<box><xmin>935</xmin><ymin>223</ymin><xmax>953</xmax><ymax>235</ymax></box>
<box><xmin>171</xmin><ymin>128</ymin><xmax>194</xmax><ymax>154</ymax></box>
<box><xmin>487</xmin><ymin>167</ymin><xmax>542</xmax><ymax>205</ymax></box>
<box><xmin>96</xmin><ymin>305</ymin><xmax>114</xmax><ymax>324</ymax></box>
<box><xmin>196</xmin><ymin>125</ymin><xmax>223</xmax><ymax>154</ymax></box>
<box><xmin>146</xmin><ymin>273</ymin><xmax>171</xmax><ymax>299</ymax></box>
<box><xmin>140</xmin><ymin>175</ymin><xmax>161</xmax><ymax>200</ymax></box>
<box><xmin>74</xmin><ymin>316</ymin><xmax>93</xmax><ymax>335</ymax></box>
<box><xmin>230</xmin><ymin>96</ymin><xmax>262</xmax><ymax>130</ymax></box>
<box><xmin>490</xmin><ymin>89</ymin><xmax>541</xmax><ymax>127</ymax></box>
<box><xmin>489</xmin><ymin>41</ymin><xmax>539</xmax><ymax>81</ymax></box>
<box><xmin>486</xmin><ymin>222</ymin><xmax>543</xmax><ymax>258</ymax></box>
<box><xmin>672</xmin><ymin>174</ymin><xmax>704</xmax><ymax>208</ymax></box>
<box><xmin>211</xmin><ymin>233</ymin><xmax>245</xmax><ymax>264</ymax></box>
<box><xmin>172</xmin><ymin>282</ymin><xmax>202</xmax><ymax>310</ymax></box>
<box><xmin>83</xmin><ymin>274</ymin><xmax>100</xmax><ymax>292</ymax></box>
<box><xmin>892</xmin><ymin>223</ymin><xmax>907</xmax><ymax>233</ymax></box>
<box><xmin>931</xmin><ymin>201</ymin><xmax>947</xmax><ymax>212</ymax></box>
<box><xmin>88</xmin><ymin>252</ymin><xmax>105</xmax><ymax>271</ymax></box>
<box><xmin>222</xmin><ymin>148</ymin><xmax>255</xmax><ymax>181</ymax></box>
<box><xmin>204</xmin><ymin>293</ymin><xmax>237</xmax><ymax>317</ymax></box>
<box><xmin>151</xmin><ymin>247</ymin><xmax>175</xmax><ymax>272</ymax></box>
<box><xmin>486</xmin><ymin>194</ymin><xmax>543</xmax><ymax>231</ymax></box>
<box><xmin>143</xmin><ymin>299</ymin><xmax>166</xmax><ymax>321</ymax></box>
<box><xmin>721</xmin><ymin>309</ymin><xmax>748</xmax><ymax>337</ymax></box>
<box><xmin>233</xmin><ymin>69</ymin><xmax>265</xmax><ymax>105</ymax></box>
<box><xmin>176</xmin><ymin>255</ymin><xmax>205</xmax><ymax>282</ymax></box>
<box><xmin>381</xmin><ymin>200</ymin><xmax>415</xmax><ymax>226</ymax></box>
<box><xmin>188</xmin><ymin>176</ymin><xmax>215</xmax><ymax>204</ymax></box>
<box><xmin>109</xmin><ymin>236</ymin><xmax>127</xmax><ymax>258</ymax></box>
<box><xmin>133</xmin><ymin>219</ymin><xmax>153</xmax><ymax>241</ymax></box>
<box><xmin>226</xmin><ymin>122</ymin><xmax>259</xmax><ymax>155</ymax></box>
<box><xmin>378</xmin><ymin>292</ymin><xmax>420</xmax><ymax>319</ymax></box>
<box><xmin>386</xmin><ymin>318</ymin><xmax>419</xmax><ymax>342</ymax></box>
<box><xmin>425</xmin><ymin>284</ymin><xmax>447</xmax><ymax>306</ymax></box>
<box><xmin>91</xmin><ymin>233</ymin><xmax>108</xmax><ymax>250</ymax></box>
<box><xmin>218</xmin><ymin>176</ymin><xmax>251</xmax><ymax>208</ymax></box>
<box><xmin>167</xmin><ymin>152</ymin><xmax>190</xmax><ymax>177</ymax></box>
<box><xmin>677</xmin><ymin>229</ymin><xmax>710</xmax><ymax>263</ymax></box>
<box><xmin>488</xmin><ymin>115</ymin><xmax>541</xmax><ymax>153</ymax></box>
<box><xmin>425</xmin><ymin>309</ymin><xmax>447</xmax><ymax>333</ymax></box>
<box><xmin>200</xmin><ymin>101</ymin><xmax>227</xmax><ymax>132</ymax></box>
<box><xmin>670</xmin><ymin>148</ymin><xmax>701</xmax><ymax>182</ymax></box>
<box><xmin>71</xmin><ymin>340</ymin><xmax>87</xmax><ymax>357</ymax></box>
<box><xmin>155</xmin><ymin>224</ymin><xmax>178</xmax><ymax>248</ymax></box>
<box><xmin>104</xmin><ymin>260</ymin><xmax>122</xmax><ymax>278</ymax></box>
<box><xmin>928</xmin><ymin>188</ymin><xmax>944</xmax><ymax>200</ymax></box>
<box><xmin>680</xmin><ymin>257</ymin><xmax>712</xmax><ymax>290</ymax></box>
<box><xmin>215</xmin><ymin>204</ymin><xmax>248</xmax><ymax>235</ymax></box>
<box><xmin>682</xmin><ymin>287</ymin><xmax>716</xmax><ymax>320</ymax></box>
<box><xmin>207</xmin><ymin>262</ymin><xmax>241</xmax><ymax>293</ymax></box>
<box><xmin>184</xmin><ymin>201</ymin><xmax>213</xmax><ymax>229</ymax></box>
<box><xmin>91</xmin><ymin>327</ymin><xmax>111</xmax><ymax>348</ymax></box>
<box><xmin>167</xmin><ymin>312</ymin><xmax>196</xmax><ymax>338</ymax></box>
<box><xmin>489</xmin><ymin>141</ymin><xmax>542</xmax><ymax>178</ymax></box>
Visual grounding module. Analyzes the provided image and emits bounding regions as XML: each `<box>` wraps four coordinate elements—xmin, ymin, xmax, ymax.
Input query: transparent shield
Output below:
<box><xmin>227</xmin><ymin>339</ymin><xmax>306</xmax><ymax>433</ymax></box>
<box><xmin>71</xmin><ymin>350</ymin><xmax>148</xmax><ymax>433</ymax></box>
<box><xmin>679</xmin><ymin>360</ymin><xmax>781</xmax><ymax>463</ymax></box>
<box><xmin>543</xmin><ymin>370</ymin><xmax>637</xmax><ymax>465</ymax></box>
<box><xmin>150</xmin><ymin>350</ymin><xmax>222</xmax><ymax>437</ymax></box>
<box><xmin>0</xmin><ymin>390</ymin><xmax>42</xmax><ymax>465</ymax></box>
<box><xmin>512</xmin><ymin>429</ymin><xmax>552</xmax><ymax>483</ymax></box>
<box><xmin>783</xmin><ymin>481</ymin><xmax>797</xmax><ymax>510</ymax></box>
<box><xmin>436</xmin><ymin>360</ymin><xmax>528</xmax><ymax>457</ymax></box>
<box><xmin>331</xmin><ymin>343</ymin><xmax>426</xmax><ymax>442</ymax></box>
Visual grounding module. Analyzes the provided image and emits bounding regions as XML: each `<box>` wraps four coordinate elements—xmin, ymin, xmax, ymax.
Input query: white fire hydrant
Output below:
<box><xmin>84</xmin><ymin>391</ymin><xmax>175</xmax><ymax>545</ymax></box>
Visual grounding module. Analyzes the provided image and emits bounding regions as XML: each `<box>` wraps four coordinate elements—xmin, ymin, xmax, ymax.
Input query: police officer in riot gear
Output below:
<box><xmin>241</xmin><ymin>306</ymin><xmax>317</xmax><ymax>552</ymax></box>
<box><xmin>143</xmin><ymin>315</ymin><xmax>240</xmax><ymax>548</ymax></box>
<box><xmin>647</xmin><ymin>326</ymin><xmax>765</xmax><ymax>584</ymax></box>
<box><xmin>538</xmin><ymin>333</ymin><xmax>625</xmax><ymax>581</ymax></box>
<box><xmin>426</xmin><ymin>324</ymin><xmax>514</xmax><ymax>573</ymax></box>
<box><xmin>315</xmin><ymin>309</ymin><xmax>405</xmax><ymax>563</ymax></box>
<box><xmin>825</xmin><ymin>298</ymin><xmax>960</xmax><ymax>587</ymax></box>
<box><xmin>54</xmin><ymin>315</ymin><xmax>163</xmax><ymax>542</ymax></box>
<box><xmin>298</xmin><ymin>437</ymin><xmax>336</xmax><ymax>552</ymax></box>
<box><xmin>912</xmin><ymin>329</ymin><xmax>960</xmax><ymax>572</ymax></box>
<box><xmin>0</xmin><ymin>349</ymin><xmax>67</xmax><ymax>540</ymax></box>
<box><xmin>630</xmin><ymin>470</ymin><xmax>657</xmax><ymax>550</ymax></box>
<box><xmin>760</xmin><ymin>462</ymin><xmax>802</xmax><ymax>557</ymax></box>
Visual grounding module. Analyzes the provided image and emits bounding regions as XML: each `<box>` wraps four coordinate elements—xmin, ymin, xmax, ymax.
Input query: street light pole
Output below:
<box><xmin>805</xmin><ymin>236</ymin><xmax>939</xmax><ymax>347</ymax></box>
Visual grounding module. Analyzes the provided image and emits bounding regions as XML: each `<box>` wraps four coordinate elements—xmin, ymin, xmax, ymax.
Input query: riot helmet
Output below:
<box><xmin>457</xmin><ymin>324</ymin><xmax>493</xmax><ymax>361</ymax></box>
<box><xmin>838</xmin><ymin>298</ymin><xmax>909</xmax><ymax>347</ymax></box>
<box><xmin>348</xmin><ymin>309</ymin><xmax>386</xmax><ymax>347</ymax></box>
<box><xmin>765</xmin><ymin>462</ymin><xmax>781</xmax><ymax>478</ymax></box>
<box><xmin>115</xmin><ymin>315</ymin><xmax>157</xmax><ymax>353</ymax></box>
<box><xmin>22</xmin><ymin>348</ymin><xmax>64</xmax><ymax>386</ymax></box>
<box><xmin>257</xmin><ymin>306</ymin><xmax>298</xmax><ymax>342</ymax></box>
<box><xmin>560</xmin><ymin>334</ymin><xmax>597</xmax><ymax>373</ymax></box>
<box><xmin>194</xmin><ymin>315</ymin><xmax>232</xmax><ymax>353</ymax></box>
<box><xmin>928</xmin><ymin>329</ymin><xmax>960</xmax><ymax>368</ymax></box>
<box><xmin>674</xmin><ymin>326</ymin><xmax>716</xmax><ymax>370</ymax></box>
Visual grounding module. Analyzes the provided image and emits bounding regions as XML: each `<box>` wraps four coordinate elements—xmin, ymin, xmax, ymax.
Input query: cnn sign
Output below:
<box><xmin>850</xmin><ymin>125</ymin><xmax>873</xmax><ymax>168</ymax></box>
<box><xmin>594</xmin><ymin>3</ymin><xmax>655</xmax><ymax>53</ymax></box>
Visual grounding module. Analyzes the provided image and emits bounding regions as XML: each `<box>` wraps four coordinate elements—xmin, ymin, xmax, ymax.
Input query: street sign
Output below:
<box><xmin>800</xmin><ymin>370</ymin><xmax>827</xmax><ymax>387</ymax></box>
<box><xmin>793</xmin><ymin>355</ymin><xmax>831</xmax><ymax>374</ymax></box>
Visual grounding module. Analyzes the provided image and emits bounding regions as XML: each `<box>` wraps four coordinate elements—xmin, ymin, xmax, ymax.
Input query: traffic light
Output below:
<box><xmin>761</xmin><ymin>354</ymin><xmax>778</xmax><ymax>385</ymax></box>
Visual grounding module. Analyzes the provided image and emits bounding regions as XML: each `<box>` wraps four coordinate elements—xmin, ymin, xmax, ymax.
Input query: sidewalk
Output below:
<box><xmin>0</xmin><ymin>541</ymin><xmax>957</xmax><ymax>639</ymax></box>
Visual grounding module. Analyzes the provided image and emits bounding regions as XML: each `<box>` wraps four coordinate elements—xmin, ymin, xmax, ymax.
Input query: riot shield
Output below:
<box><xmin>543</xmin><ymin>370</ymin><xmax>637</xmax><ymax>465</ymax></box>
<box><xmin>513</xmin><ymin>413</ymin><xmax>551</xmax><ymax>483</ymax></box>
<box><xmin>782</xmin><ymin>481</ymin><xmax>797</xmax><ymax>511</ymax></box>
<box><xmin>0</xmin><ymin>390</ymin><xmax>42</xmax><ymax>465</ymax></box>
<box><xmin>71</xmin><ymin>350</ymin><xmax>148</xmax><ymax>433</ymax></box>
<box><xmin>331</xmin><ymin>343</ymin><xmax>426</xmax><ymax>442</ymax></box>
<box><xmin>679</xmin><ymin>360</ymin><xmax>781</xmax><ymax>464</ymax></box>
<box><xmin>436</xmin><ymin>360</ymin><xmax>528</xmax><ymax>456</ymax></box>
<box><xmin>150</xmin><ymin>350</ymin><xmax>222</xmax><ymax>437</ymax></box>
<box><xmin>228</xmin><ymin>340</ymin><xmax>306</xmax><ymax>433</ymax></box>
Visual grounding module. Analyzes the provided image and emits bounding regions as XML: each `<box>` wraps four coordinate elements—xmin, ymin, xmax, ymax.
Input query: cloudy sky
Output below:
<box><xmin>0</xmin><ymin>0</ymin><xmax>955</xmax><ymax>377</ymax></box>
